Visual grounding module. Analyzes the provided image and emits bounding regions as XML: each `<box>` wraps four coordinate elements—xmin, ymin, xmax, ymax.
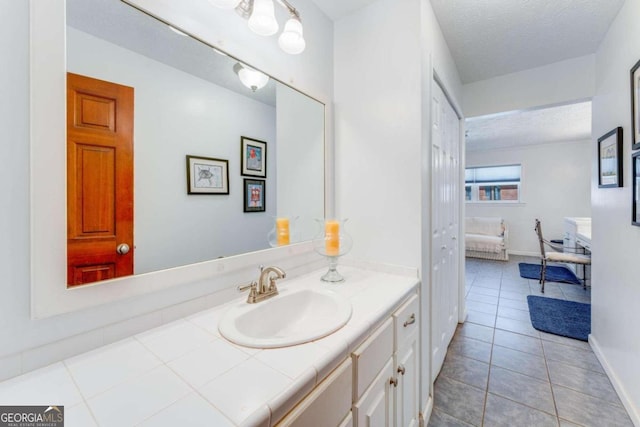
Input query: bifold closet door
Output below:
<box><xmin>430</xmin><ymin>81</ymin><xmax>460</xmax><ymax>382</ymax></box>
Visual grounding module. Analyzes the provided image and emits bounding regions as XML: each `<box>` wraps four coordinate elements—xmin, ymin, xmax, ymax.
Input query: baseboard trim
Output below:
<box><xmin>589</xmin><ymin>335</ymin><xmax>640</xmax><ymax>426</ymax></box>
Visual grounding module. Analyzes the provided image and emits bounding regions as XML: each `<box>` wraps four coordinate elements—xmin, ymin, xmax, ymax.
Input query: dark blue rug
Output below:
<box><xmin>527</xmin><ymin>296</ymin><xmax>590</xmax><ymax>341</ymax></box>
<box><xmin>518</xmin><ymin>262</ymin><xmax>581</xmax><ymax>285</ymax></box>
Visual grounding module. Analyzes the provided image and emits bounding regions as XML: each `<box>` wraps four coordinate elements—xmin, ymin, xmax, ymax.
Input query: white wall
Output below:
<box><xmin>335</xmin><ymin>0</ymin><xmax>422</xmax><ymax>267</ymax></box>
<box><xmin>591</xmin><ymin>0</ymin><xmax>640</xmax><ymax>423</ymax></box>
<box><xmin>464</xmin><ymin>55</ymin><xmax>596</xmax><ymax>118</ymax></box>
<box><xmin>466</xmin><ymin>140</ymin><xmax>592</xmax><ymax>255</ymax></box>
<box><xmin>68</xmin><ymin>28</ymin><xmax>277</xmax><ymax>274</ymax></box>
<box><xmin>276</xmin><ymin>84</ymin><xmax>325</xmax><ymax>241</ymax></box>
<box><xmin>334</xmin><ymin>0</ymin><xmax>463</xmax><ymax>413</ymax></box>
<box><xmin>0</xmin><ymin>0</ymin><xmax>332</xmax><ymax>364</ymax></box>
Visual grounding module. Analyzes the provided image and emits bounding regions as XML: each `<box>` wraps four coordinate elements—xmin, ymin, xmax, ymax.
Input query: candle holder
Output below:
<box><xmin>312</xmin><ymin>218</ymin><xmax>353</xmax><ymax>283</ymax></box>
<box><xmin>267</xmin><ymin>215</ymin><xmax>299</xmax><ymax>247</ymax></box>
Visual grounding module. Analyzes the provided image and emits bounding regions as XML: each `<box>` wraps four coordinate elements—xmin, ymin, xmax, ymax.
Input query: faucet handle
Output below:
<box><xmin>237</xmin><ymin>281</ymin><xmax>257</xmax><ymax>293</ymax></box>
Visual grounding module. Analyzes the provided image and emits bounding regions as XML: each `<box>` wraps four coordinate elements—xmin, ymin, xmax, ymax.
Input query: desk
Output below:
<box><xmin>574</xmin><ymin>225</ymin><xmax>591</xmax><ymax>284</ymax></box>
<box><xmin>576</xmin><ymin>230</ymin><xmax>591</xmax><ymax>252</ymax></box>
<box><xmin>564</xmin><ymin>217</ymin><xmax>591</xmax><ymax>276</ymax></box>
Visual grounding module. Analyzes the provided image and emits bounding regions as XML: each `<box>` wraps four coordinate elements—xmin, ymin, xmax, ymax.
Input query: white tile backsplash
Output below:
<box><xmin>160</xmin><ymin>297</ymin><xmax>208</xmax><ymax>324</ymax></box>
<box><xmin>102</xmin><ymin>312</ymin><xmax>163</xmax><ymax>345</ymax></box>
<box><xmin>0</xmin><ymin>353</ymin><xmax>21</xmax><ymax>382</ymax></box>
<box><xmin>21</xmin><ymin>329</ymin><xmax>104</xmax><ymax>373</ymax></box>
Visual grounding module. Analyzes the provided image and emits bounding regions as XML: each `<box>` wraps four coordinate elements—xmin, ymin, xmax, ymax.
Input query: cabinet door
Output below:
<box><xmin>395</xmin><ymin>332</ymin><xmax>419</xmax><ymax>427</ymax></box>
<box><xmin>354</xmin><ymin>358</ymin><xmax>394</xmax><ymax>427</ymax></box>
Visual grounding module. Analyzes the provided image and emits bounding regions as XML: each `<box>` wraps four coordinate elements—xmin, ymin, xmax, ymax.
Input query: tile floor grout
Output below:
<box><xmin>429</xmin><ymin>255</ymin><xmax>633</xmax><ymax>427</ymax></box>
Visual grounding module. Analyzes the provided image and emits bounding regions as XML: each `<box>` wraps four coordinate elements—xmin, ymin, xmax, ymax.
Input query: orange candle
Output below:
<box><xmin>276</xmin><ymin>217</ymin><xmax>290</xmax><ymax>246</ymax></box>
<box><xmin>325</xmin><ymin>220</ymin><xmax>340</xmax><ymax>256</ymax></box>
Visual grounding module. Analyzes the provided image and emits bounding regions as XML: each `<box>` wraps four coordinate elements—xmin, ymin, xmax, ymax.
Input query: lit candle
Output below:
<box><xmin>325</xmin><ymin>220</ymin><xmax>340</xmax><ymax>256</ymax></box>
<box><xmin>276</xmin><ymin>217</ymin><xmax>290</xmax><ymax>246</ymax></box>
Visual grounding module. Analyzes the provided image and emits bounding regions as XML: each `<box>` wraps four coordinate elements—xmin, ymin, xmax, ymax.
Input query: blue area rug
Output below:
<box><xmin>518</xmin><ymin>262</ymin><xmax>581</xmax><ymax>285</ymax></box>
<box><xmin>527</xmin><ymin>296</ymin><xmax>590</xmax><ymax>341</ymax></box>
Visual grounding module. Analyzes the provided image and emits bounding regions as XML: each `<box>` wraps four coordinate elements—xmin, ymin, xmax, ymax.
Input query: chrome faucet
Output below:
<box><xmin>237</xmin><ymin>265</ymin><xmax>286</xmax><ymax>304</ymax></box>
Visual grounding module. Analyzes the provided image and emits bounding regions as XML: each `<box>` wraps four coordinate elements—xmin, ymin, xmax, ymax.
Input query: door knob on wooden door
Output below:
<box><xmin>117</xmin><ymin>243</ymin><xmax>130</xmax><ymax>255</ymax></box>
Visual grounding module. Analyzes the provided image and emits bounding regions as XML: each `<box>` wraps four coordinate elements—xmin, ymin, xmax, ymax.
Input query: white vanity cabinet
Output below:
<box><xmin>276</xmin><ymin>291</ymin><xmax>419</xmax><ymax>427</ymax></box>
<box><xmin>352</xmin><ymin>318</ymin><xmax>395</xmax><ymax>426</ymax></box>
<box><xmin>393</xmin><ymin>295</ymin><xmax>419</xmax><ymax>427</ymax></box>
<box><xmin>352</xmin><ymin>293</ymin><xmax>420</xmax><ymax>427</ymax></box>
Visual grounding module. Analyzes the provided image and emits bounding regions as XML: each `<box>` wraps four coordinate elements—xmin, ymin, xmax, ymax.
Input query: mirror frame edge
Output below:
<box><xmin>29</xmin><ymin>0</ymin><xmax>324</xmax><ymax>319</ymax></box>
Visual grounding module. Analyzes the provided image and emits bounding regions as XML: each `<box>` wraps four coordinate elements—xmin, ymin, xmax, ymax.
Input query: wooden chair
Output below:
<box><xmin>534</xmin><ymin>219</ymin><xmax>591</xmax><ymax>293</ymax></box>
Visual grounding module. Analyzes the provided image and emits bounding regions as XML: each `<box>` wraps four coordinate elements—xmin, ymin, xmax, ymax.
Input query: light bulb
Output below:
<box><xmin>278</xmin><ymin>17</ymin><xmax>305</xmax><ymax>54</ymax></box>
<box><xmin>235</xmin><ymin>64</ymin><xmax>269</xmax><ymax>92</ymax></box>
<box><xmin>248</xmin><ymin>0</ymin><xmax>279</xmax><ymax>36</ymax></box>
<box><xmin>207</xmin><ymin>0</ymin><xmax>242</xmax><ymax>9</ymax></box>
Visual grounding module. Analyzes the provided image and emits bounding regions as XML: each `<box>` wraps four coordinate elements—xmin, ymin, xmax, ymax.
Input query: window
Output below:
<box><xmin>465</xmin><ymin>164</ymin><xmax>521</xmax><ymax>203</ymax></box>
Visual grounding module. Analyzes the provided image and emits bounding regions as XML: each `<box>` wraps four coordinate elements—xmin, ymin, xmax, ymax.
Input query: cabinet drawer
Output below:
<box><xmin>352</xmin><ymin>318</ymin><xmax>393</xmax><ymax>402</ymax></box>
<box><xmin>276</xmin><ymin>358</ymin><xmax>352</xmax><ymax>427</ymax></box>
<box><xmin>393</xmin><ymin>294</ymin><xmax>419</xmax><ymax>352</ymax></box>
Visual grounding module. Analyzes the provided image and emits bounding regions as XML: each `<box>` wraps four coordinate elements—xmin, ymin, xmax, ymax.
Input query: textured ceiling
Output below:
<box><xmin>429</xmin><ymin>0</ymin><xmax>625</xmax><ymax>83</ymax></box>
<box><xmin>465</xmin><ymin>101</ymin><xmax>592</xmax><ymax>151</ymax></box>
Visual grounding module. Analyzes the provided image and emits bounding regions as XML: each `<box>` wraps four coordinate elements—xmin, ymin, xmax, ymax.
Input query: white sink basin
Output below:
<box><xmin>218</xmin><ymin>287</ymin><xmax>352</xmax><ymax>348</ymax></box>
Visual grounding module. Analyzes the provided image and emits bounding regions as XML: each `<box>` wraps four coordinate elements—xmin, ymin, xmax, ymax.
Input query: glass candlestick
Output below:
<box><xmin>313</xmin><ymin>218</ymin><xmax>353</xmax><ymax>282</ymax></box>
<box><xmin>267</xmin><ymin>215</ymin><xmax>299</xmax><ymax>247</ymax></box>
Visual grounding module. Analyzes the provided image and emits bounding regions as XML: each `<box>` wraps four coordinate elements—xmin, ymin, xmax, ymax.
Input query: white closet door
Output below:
<box><xmin>431</xmin><ymin>81</ymin><xmax>460</xmax><ymax>382</ymax></box>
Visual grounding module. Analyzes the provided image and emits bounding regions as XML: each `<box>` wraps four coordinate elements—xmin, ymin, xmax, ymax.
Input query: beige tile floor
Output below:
<box><xmin>428</xmin><ymin>256</ymin><xmax>633</xmax><ymax>427</ymax></box>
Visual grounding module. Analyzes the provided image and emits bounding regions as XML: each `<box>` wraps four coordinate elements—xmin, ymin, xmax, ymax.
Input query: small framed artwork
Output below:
<box><xmin>241</xmin><ymin>136</ymin><xmax>267</xmax><ymax>178</ymax></box>
<box><xmin>186</xmin><ymin>155</ymin><xmax>229</xmax><ymax>195</ymax></box>
<box><xmin>598</xmin><ymin>127</ymin><xmax>623</xmax><ymax>188</ymax></box>
<box><xmin>633</xmin><ymin>151</ymin><xmax>640</xmax><ymax>226</ymax></box>
<box><xmin>243</xmin><ymin>179</ymin><xmax>265</xmax><ymax>212</ymax></box>
<box><xmin>631</xmin><ymin>59</ymin><xmax>640</xmax><ymax>149</ymax></box>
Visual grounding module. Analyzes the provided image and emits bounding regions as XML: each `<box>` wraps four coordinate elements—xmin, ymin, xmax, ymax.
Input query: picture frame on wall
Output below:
<box><xmin>186</xmin><ymin>155</ymin><xmax>229</xmax><ymax>195</ymax></box>
<box><xmin>633</xmin><ymin>151</ymin><xmax>640</xmax><ymax>226</ymax></box>
<box><xmin>241</xmin><ymin>136</ymin><xmax>267</xmax><ymax>178</ymax></box>
<box><xmin>243</xmin><ymin>179</ymin><xmax>265</xmax><ymax>212</ymax></box>
<box><xmin>598</xmin><ymin>127</ymin><xmax>623</xmax><ymax>189</ymax></box>
<box><xmin>631</xmin><ymin>59</ymin><xmax>640</xmax><ymax>150</ymax></box>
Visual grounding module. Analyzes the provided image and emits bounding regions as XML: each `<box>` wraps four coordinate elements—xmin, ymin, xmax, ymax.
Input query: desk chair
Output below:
<box><xmin>534</xmin><ymin>219</ymin><xmax>591</xmax><ymax>293</ymax></box>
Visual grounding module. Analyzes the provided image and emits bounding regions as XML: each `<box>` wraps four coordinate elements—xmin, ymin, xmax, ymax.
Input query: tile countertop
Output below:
<box><xmin>0</xmin><ymin>266</ymin><xmax>418</xmax><ymax>427</ymax></box>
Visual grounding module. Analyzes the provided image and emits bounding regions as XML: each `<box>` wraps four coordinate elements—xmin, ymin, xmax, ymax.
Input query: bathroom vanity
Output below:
<box><xmin>0</xmin><ymin>266</ymin><xmax>419</xmax><ymax>427</ymax></box>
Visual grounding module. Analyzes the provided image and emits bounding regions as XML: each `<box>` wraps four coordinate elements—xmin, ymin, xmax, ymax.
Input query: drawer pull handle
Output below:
<box><xmin>397</xmin><ymin>365</ymin><xmax>405</xmax><ymax>376</ymax></box>
<box><xmin>403</xmin><ymin>313</ymin><xmax>416</xmax><ymax>327</ymax></box>
<box><xmin>390</xmin><ymin>377</ymin><xmax>398</xmax><ymax>387</ymax></box>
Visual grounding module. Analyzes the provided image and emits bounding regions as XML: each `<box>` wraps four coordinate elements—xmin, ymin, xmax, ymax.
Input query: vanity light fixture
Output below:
<box><xmin>248</xmin><ymin>0</ymin><xmax>279</xmax><ymax>36</ymax></box>
<box><xmin>209</xmin><ymin>0</ymin><xmax>306</xmax><ymax>55</ymax></box>
<box><xmin>278</xmin><ymin>14</ymin><xmax>305</xmax><ymax>54</ymax></box>
<box><xmin>233</xmin><ymin>63</ymin><xmax>270</xmax><ymax>92</ymax></box>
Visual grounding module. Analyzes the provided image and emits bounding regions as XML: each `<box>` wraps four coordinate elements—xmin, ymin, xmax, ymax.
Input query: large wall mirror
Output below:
<box><xmin>66</xmin><ymin>0</ymin><xmax>324</xmax><ymax>285</ymax></box>
<box><xmin>30</xmin><ymin>0</ymin><xmax>325</xmax><ymax>317</ymax></box>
